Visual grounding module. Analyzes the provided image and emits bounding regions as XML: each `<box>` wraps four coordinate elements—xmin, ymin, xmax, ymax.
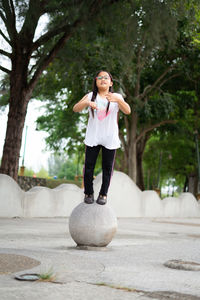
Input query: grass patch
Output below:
<box><xmin>38</xmin><ymin>268</ymin><xmax>57</xmax><ymax>282</ymax></box>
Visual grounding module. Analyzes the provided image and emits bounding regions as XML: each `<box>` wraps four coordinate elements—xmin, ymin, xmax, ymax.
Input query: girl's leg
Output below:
<box><xmin>99</xmin><ymin>146</ymin><xmax>116</xmax><ymax>196</ymax></box>
<box><xmin>83</xmin><ymin>145</ymin><xmax>101</xmax><ymax>195</ymax></box>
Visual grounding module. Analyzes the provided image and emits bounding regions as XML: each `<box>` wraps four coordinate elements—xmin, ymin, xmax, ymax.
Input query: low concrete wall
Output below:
<box><xmin>0</xmin><ymin>174</ymin><xmax>82</xmax><ymax>218</ymax></box>
<box><xmin>0</xmin><ymin>172</ymin><xmax>200</xmax><ymax>218</ymax></box>
<box><xmin>0</xmin><ymin>175</ymin><xmax>24</xmax><ymax>217</ymax></box>
<box><xmin>24</xmin><ymin>184</ymin><xmax>82</xmax><ymax>217</ymax></box>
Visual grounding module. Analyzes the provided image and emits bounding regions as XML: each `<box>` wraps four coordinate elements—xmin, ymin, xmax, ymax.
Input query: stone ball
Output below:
<box><xmin>69</xmin><ymin>202</ymin><xmax>117</xmax><ymax>247</ymax></box>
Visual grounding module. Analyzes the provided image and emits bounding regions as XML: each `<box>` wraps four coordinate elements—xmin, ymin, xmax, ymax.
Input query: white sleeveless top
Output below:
<box><xmin>84</xmin><ymin>92</ymin><xmax>123</xmax><ymax>149</ymax></box>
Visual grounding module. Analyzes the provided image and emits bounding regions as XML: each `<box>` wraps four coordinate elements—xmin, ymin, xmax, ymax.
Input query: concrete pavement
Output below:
<box><xmin>0</xmin><ymin>217</ymin><xmax>200</xmax><ymax>299</ymax></box>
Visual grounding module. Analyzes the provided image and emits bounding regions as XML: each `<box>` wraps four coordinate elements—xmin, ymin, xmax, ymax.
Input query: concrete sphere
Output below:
<box><xmin>69</xmin><ymin>202</ymin><xmax>117</xmax><ymax>247</ymax></box>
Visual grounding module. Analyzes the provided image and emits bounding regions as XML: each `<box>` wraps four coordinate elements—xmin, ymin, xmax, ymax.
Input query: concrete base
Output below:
<box><xmin>69</xmin><ymin>202</ymin><xmax>117</xmax><ymax>247</ymax></box>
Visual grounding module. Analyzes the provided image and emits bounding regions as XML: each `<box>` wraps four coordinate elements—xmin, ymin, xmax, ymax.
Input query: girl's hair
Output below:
<box><xmin>90</xmin><ymin>70</ymin><xmax>114</xmax><ymax>117</ymax></box>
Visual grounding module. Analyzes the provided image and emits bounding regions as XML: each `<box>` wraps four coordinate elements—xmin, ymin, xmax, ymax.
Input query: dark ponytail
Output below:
<box><xmin>105</xmin><ymin>86</ymin><xmax>113</xmax><ymax>115</ymax></box>
<box><xmin>90</xmin><ymin>70</ymin><xmax>114</xmax><ymax>117</ymax></box>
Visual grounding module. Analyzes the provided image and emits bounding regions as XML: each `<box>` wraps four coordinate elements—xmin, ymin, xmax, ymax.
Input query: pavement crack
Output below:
<box><xmin>96</xmin><ymin>262</ymin><xmax>105</xmax><ymax>275</ymax></box>
<box><xmin>77</xmin><ymin>282</ymin><xmax>200</xmax><ymax>300</ymax></box>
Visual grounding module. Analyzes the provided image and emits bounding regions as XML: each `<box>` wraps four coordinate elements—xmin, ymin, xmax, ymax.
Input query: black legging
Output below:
<box><xmin>83</xmin><ymin>145</ymin><xmax>116</xmax><ymax>196</ymax></box>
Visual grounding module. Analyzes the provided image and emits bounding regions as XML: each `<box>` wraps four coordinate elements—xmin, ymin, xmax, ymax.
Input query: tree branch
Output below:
<box><xmin>0</xmin><ymin>48</ymin><xmax>11</xmax><ymax>58</ymax></box>
<box><xmin>139</xmin><ymin>65</ymin><xmax>175</xmax><ymax>100</ymax></box>
<box><xmin>19</xmin><ymin>0</ymin><xmax>42</xmax><ymax>42</ymax></box>
<box><xmin>0</xmin><ymin>10</ymin><xmax>7</xmax><ymax>25</ymax></box>
<box><xmin>136</xmin><ymin>120</ymin><xmax>177</xmax><ymax>143</ymax></box>
<box><xmin>9</xmin><ymin>0</ymin><xmax>16</xmax><ymax>19</ymax></box>
<box><xmin>29</xmin><ymin>0</ymin><xmax>119</xmax><ymax>91</ymax></box>
<box><xmin>28</xmin><ymin>18</ymin><xmax>82</xmax><ymax>92</ymax></box>
<box><xmin>159</xmin><ymin>72</ymin><xmax>181</xmax><ymax>88</ymax></box>
<box><xmin>28</xmin><ymin>64</ymin><xmax>36</xmax><ymax>76</ymax></box>
<box><xmin>32</xmin><ymin>23</ymin><xmax>72</xmax><ymax>51</ymax></box>
<box><xmin>32</xmin><ymin>0</ymin><xmax>99</xmax><ymax>51</ymax></box>
<box><xmin>0</xmin><ymin>28</ymin><xmax>11</xmax><ymax>45</ymax></box>
<box><xmin>134</xmin><ymin>35</ymin><xmax>146</xmax><ymax>97</ymax></box>
<box><xmin>119</xmin><ymin>131</ymin><xmax>128</xmax><ymax>158</ymax></box>
<box><xmin>0</xmin><ymin>64</ymin><xmax>11</xmax><ymax>74</ymax></box>
<box><xmin>32</xmin><ymin>0</ymin><xmax>117</xmax><ymax>51</ymax></box>
<box><xmin>2</xmin><ymin>0</ymin><xmax>17</xmax><ymax>42</ymax></box>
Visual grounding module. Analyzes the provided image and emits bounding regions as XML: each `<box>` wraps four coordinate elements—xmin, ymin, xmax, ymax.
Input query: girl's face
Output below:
<box><xmin>96</xmin><ymin>71</ymin><xmax>113</xmax><ymax>91</ymax></box>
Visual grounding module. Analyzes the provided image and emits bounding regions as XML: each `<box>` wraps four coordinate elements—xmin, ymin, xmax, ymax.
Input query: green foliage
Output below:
<box><xmin>57</xmin><ymin>160</ymin><xmax>78</xmax><ymax>180</ymax></box>
<box><xmin>143</xmin><ymin>118</ymin><xmax>198</xmax><ymax>190</ymax></box>
<box><xmin>47</xmin><ymin>151</ymin><xmax>103</xmax><ymax>181</ymax></box>
<box><xmin>23</xmin><ymin>167</ymin><xmax>34</xmax><ymax>177</ymax></box>
<box><xmin>36</xmin><ymin>167</ymin><xmax>49</xmax><ymax>178</ymax></box>
<box><xmin>137</xmin><ymin>93</ymin><xmax>175</xmax><ymax>124</ymax></box>
<box><xmin>0</xmin><ymin>75</ymin><xmax>10</xmax><ymax>110</ymax></box>
<box><xmin>35</xmin><ymin>0</ymin><xmax>183</xmax><ymax>148</ymax></box>
<box><xmin>19</xmin><ymin>166</ymin><xmax>49</xmax><ymax>178</ymax></box>
<box><xmin>36</xmin><ymin>100</ymin><xmax>82</xmax><ymax>153</ymax></box>
<box><xmin>142</xmin><ymin>53</ymin><xmax>200</xmax><ymax>192</ymax></box>
<box><xmin>188</xmin><ymin>1</ymin><xmax>200</xmax><ymax>47</ymax></box>
<box><xmin>48</xmin><ymin>153</ymin><xmax>83</xmax><ymax>180</ymax></box>
<box><xmin>48</xmin><ymin>154</ymin><xmax>65</xmax><ymax>177</ymax></box>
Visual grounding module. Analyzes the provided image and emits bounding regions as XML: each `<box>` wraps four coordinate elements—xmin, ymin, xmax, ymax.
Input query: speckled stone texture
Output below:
<box><xmin>69</xmin><ymin>202</ymin><xmax>117</xmax><ymax>247</ymax></box>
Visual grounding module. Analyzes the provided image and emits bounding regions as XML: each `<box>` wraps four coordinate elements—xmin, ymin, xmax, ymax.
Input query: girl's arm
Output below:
<box><xmin>73</xmin><ymin>94</ymin><xmax>97</xmax><ymax>112</ymax></box>
<box><xmin>106</xmin><ymin>93</ymin><xmax>131</xmax><ymax>115</ymax></box>
<box><xmin>117</xmin><ymin>97</ymin><xmax>131</xmax><ymax>115</ymax></box>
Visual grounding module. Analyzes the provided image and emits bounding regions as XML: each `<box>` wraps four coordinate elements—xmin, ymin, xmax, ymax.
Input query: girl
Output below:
<box><xmin>73</xmin><ymin>70</ymin><xmax>131</xmax><ymax>205</ymax></box>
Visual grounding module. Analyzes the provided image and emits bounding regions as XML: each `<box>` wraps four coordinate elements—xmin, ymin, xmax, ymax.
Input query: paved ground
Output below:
<box><xmin>0</xmin><ymin>217</ymin><xmax>200</xmax><ymax>300</ymax></box>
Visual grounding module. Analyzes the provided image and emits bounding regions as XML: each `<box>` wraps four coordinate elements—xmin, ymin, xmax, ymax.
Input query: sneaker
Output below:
<box><xmin>96</xmin><ymin>195</ymin><xmax>107</xmax><ymax>205</ymax></box>
<box><xmin>84</xmin><ymin>194</ymin><xmax>94</xmax><ymax>204</ymax></box>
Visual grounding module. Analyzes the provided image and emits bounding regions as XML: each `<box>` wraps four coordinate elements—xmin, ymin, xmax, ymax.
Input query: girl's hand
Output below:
<box><xmin>88</xmin><ymin>101</ymin><xmax>97</xmax><ymax>110</ymax></box>
<box><xmin>73</xmin><ymin>94</ymin><xmax>97</xmax><ymax>112</ymax></box>
<box><xmin>105</xmin><ymin>92</ymin><xmax>120</xmax><ymax>103</ymax></box>
<box><xmin>106</xmin><ymin>92</ymin><xmax>131</xmax><ymax>114</ymax></box>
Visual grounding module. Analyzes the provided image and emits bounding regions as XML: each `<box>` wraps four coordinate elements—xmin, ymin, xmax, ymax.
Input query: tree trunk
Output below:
<box><xmin>127</xmin><ymin>115</ymin><xmax>137</xmax><ymax>183</ymax></box>
<box><xmin>136</xmin><ymin>135</ymin><xmax>149</xmax><ymax>190</ymax></box>
<box><xmin>137</xmin><ymin>149</ymin><xmax>144</xmax><ymax>190</ymax></box>
<box><xmin>183</xmin><ymin>176</ymin><xmax>188</xmax><ymax>192</ymax></box>
<box><xmin>115</xmin><ymin>151</ymin><xmax>127</xmax><ymax>173</ymax></box>
<box><xmin>0</xmin><ymin>63</ymin><xmax>31</xmax><ymax>181</ymax></box>
<box><xmin>188</xmin><ymin>172</ymin><xmax>198</xmax><ymax>196</ymax></box>
<box><xmin>0</xmin><ymin>7</ymin><xmax>78</xmax><ymax>181</ymax></box>
<box><xmin>0</xmin><ymin>94</ymin><xmax>30</xmax><ymax>180</ymax></box>
<box><xmin>127</xmin><ymin>141</ymin><xmax>137</xmax><ymax>182</ymax></box>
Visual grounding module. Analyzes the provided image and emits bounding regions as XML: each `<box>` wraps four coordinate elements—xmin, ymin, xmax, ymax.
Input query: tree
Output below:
<box><xmin>0</xmin><ymin>0</ymin><xmax>118</xmax><ymax>181</ymax></box>
<box><xmin>34</xmin><ymin>0</ymin><xmax>200</xmax><ymax>190</ymax></box>
<box><xmin>92</xmin><ymin>0</ymin><xmax>200</xmax><ymax>188</ymax></box>
<box><xmin>36</xmin><ymin>0</ymin><xmax>187</xmax><ymax>186</ymax></box>
<box><xmin>143</xmin><ymin>82</ymin><xmax>200</xmax><ymax>196</ymax></box>
<box><xmin>106</xmin><ymin>0</ymin><xmax>198</xmax><ymax>186</ymax></box>
<box><xmin>143</xmin><ymin>126</ymin><xmax>198</xmax><ymax>194</ymax></box>
<box><xmin>152</xmin><ymin>32</ymin><xmax>200</xmax><ymax>195</ymax></box>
